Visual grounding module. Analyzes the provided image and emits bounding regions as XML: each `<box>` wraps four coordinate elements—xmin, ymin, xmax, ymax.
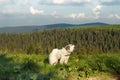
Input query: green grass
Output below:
<box><xmin>0</xmin><ymin>53</ymin><xmax>120</xmax><ymax>80</ymax></box>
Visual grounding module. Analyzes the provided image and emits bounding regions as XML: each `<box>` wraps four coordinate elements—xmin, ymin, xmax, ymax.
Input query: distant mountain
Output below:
<box><xmin>0</xmin><ymin>22</ymin><xmax>109</xmax><ymax>33</ymax></box>
<box><xmin>78</xmin><ymin>22</ymin><xmax>109</xmax><ymax>26</ymax></box>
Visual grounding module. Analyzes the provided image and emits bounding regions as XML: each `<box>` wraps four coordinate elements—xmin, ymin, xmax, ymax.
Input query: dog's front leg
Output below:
<box><xmin>64</xmin><ymin>59</ymin><xmax>68</xmax><ymax>64</ymax></box>
<box><xmin>60</xmin><ymin>57</ymin><xmax>65</xmax><ymax>64</ymax></box>
<box><xmin>64</xmin><ymin>57</ymin><xmax>69</xmax><ymax>64</ymax></box>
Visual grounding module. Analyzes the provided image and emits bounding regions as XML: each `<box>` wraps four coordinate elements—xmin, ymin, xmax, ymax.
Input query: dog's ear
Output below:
<box><xmin>65</xmin><ymin>45</ymin><xmax>70</xmax><ymax>51</ymax></box>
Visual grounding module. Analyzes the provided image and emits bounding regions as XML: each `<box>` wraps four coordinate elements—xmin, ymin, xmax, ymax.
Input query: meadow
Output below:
<box><xmin>0</xmin><ymin>25</ymin><xmax>120</xmax><ymax>80</ymax></box>
<box><xmin>0</xmin><ymin>53</ymin><xmax>120</xmax><ymax>80</ymax></box>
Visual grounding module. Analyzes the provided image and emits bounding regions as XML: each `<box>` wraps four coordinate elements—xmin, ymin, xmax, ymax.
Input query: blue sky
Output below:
<box><xmin>0</xmin><ymin>0</ymin><xmax>120</xmax><ymax>27</ymax></box>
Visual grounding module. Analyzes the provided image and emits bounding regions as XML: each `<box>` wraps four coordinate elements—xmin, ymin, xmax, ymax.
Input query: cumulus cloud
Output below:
<box><xmin>52</xmin><ymin>0</ymin><xmax>65</xmax><ymax>4</ymax></box>
<box><xmin>92</xmin><ymin>5</ymin><xmax>102</xmax><ymax>19</ymax></box>
<box><xmin>108</xmin><ymin>14</ymin><xmax>120</xmax><ymax>19</ymax></box>
<box><xmin>40</xmin><ymin>0</ymin><xmax>91</xmax><ymax>5</ymax></box>
<box><xmin>67</xmin><ymin>13</ymin><xmax>86</xmax><ymax>19</ymax></box>
<box><xmin>72</xmin><ymin>0</ymin><xmax>90</xmax><ymax>3</ymax></box>
<box><xmin>115</xmin><ymin>14</ymin><xmax>120</xmax><ymax>19</ymax></box>
<box><xmin>30</xmin><ymin>6</ymin><xmax>44</xmax><ymax>15</ymax></box>
<box><xmin>50</xmin><ymin>12</ymin><xmax>87</xmax><ymax>19</ymax></box>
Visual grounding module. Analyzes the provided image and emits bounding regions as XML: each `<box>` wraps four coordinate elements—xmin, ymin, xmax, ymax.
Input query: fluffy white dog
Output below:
<box><xmin>49</xmin><ymin>44</ymin><xmax>75</xmax><ymax>65</ymax></box>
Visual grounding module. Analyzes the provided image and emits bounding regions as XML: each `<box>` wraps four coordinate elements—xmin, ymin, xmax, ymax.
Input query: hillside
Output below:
<box><xmin>0</xmin><ymin>25</ymin><xmax>120</xmax><ymax>54</ymax></box>
<box><xmin>0</xmin><ymin>24</ymin><xmax>120</xmax><ymax>80</ymax></box>
<box><xmin>0</xmin><ymin>22</ymin><xmax>108</xmax><ymax>33</ymax></box>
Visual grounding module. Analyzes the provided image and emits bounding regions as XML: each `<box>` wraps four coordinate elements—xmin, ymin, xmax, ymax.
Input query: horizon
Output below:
<box><xmin>0</xmin><ymin>0</ymin><xmax>120</xmax><ymax>27</ymax></box>
<box><xmin>0</xmin><ymin>22</ymin><xmax>111</xmax><ymax>28</ymax></box>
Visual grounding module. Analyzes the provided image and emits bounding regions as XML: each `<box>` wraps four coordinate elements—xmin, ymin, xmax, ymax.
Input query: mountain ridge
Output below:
<box><xmin>0</xmin><ymin>22</ymin><xmax>109</xmax><ymax>33</ymax></box>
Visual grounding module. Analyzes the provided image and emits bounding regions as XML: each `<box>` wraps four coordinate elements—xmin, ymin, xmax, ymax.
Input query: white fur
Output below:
<box><xmin>49</xmin><ymin>44</ymin><xmax>75</xmax><ymax>65</ymax></box>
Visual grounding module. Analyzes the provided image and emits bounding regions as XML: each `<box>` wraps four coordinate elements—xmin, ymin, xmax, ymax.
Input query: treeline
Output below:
<box><xmin>0</xmin><ymin>27</ymin><xmax>120</xmax><ymax>54</ymax></box>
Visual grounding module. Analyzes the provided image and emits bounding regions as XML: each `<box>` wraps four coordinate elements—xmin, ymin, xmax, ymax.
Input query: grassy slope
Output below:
<box><xmin>0</xmin><ymin>53</ymin><xmax>120</xmax><ymax>80</ymax></box>
<box><xmin>0</xmin><ymin>25</ymin><xmax>120</xmax><ymax>80</ymax></box>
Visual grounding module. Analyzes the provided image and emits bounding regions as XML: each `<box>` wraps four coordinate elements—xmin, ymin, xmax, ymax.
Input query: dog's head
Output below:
<box><xmin>65</xmin><ymin>44</ymin><xmax>75</xmax><ymax>53</ymax></box>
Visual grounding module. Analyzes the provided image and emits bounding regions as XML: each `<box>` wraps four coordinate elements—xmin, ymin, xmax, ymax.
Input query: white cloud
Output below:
<box><xmin>72</xmin><ymin>0</ymin><xmax>91</xmax><ymax>3</ymax></box>
<box><xmin>43</xmin><ymin>0</ymin><xmax>91</xmax><ymax>5</ymax></box>
<box><xmin>115</xmin><ymin>14</ymin><xmax>120</xmax><ymax>19</ymax></box>
<box><xmin>77</xmin><ymin>13</ymin><xmax>86</xmax><ymax>18</ymax></box>
<box><xmin>108</xmin><ymin>14</ymin><xmax>120</xmax><ymax>19</ymax></box>
<box><xmin>68</xmin><ymin>13</ymin><xmax>86</xmax><ymax>19</ymax></box>
<box><xmin>30</xmin><ymin>6</ymin><xmax>44</xmax><ymax>15</ymax></box>
<box><xmin>52</xmin><ymin>0</ymin><xmax>65</xmax><ymax>4</ymax></box>
<box><xmin>43</xmin><ymin>0</ymin><xmax>67</xmax><ymax>5</ymax></box>
<box><xmin>92</xmin><ymin>5</ymin><xmax>102</xmax><ymax>19</ymax></box>
<box><xmin>50</xmin><ymin>11</ymin><xmax>87</xmax><ymax>19</ymax></box>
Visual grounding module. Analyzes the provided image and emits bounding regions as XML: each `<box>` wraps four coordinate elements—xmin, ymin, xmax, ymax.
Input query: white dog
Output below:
<box><xmin>49</xmin><ymin>44</ymin><xmax>75</xmax><ymax>65</ymax></box>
